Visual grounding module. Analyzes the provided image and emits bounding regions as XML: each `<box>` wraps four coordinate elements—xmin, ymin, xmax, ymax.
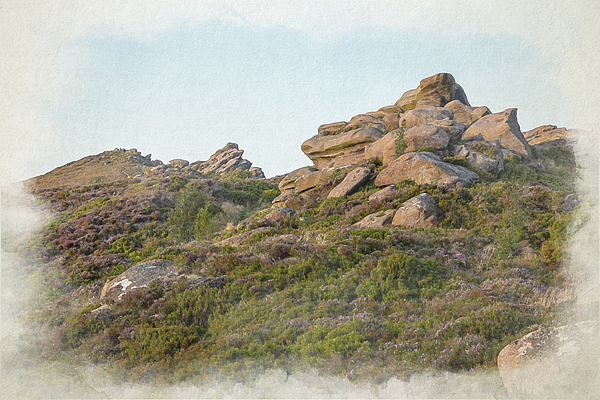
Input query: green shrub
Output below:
<box><xmin>167</xmin><ymin>186</ymin><xmax>222</xmax><ymax>242</ymax></box>
<box><xmin>395</xmin><ymin>120</ymin><xmax>408</xmax><ymax>157</ymax></box>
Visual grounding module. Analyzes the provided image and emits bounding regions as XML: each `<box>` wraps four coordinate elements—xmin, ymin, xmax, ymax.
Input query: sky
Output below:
<box><xmin>1</xmin><ymin>0</ymin><xmax>599</xmax><ymax>183</ymax></box>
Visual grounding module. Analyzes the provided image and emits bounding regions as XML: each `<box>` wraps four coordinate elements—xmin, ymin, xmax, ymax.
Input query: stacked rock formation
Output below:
<box><xmin>274</xmin><ymin>72</ymin><xmax>574</xmax><ymax>209</ymax></box>
<box><xmin>189</xmin><ymin>143</ymin><xmax>265</xmax><ymax>178</ymax></box>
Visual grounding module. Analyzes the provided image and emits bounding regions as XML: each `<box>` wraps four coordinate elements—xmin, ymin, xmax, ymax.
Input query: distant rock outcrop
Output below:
<box><xmin>189</xmin><ymin>143</ymin><xmax>265</xmax><ymax>178</ymax></box>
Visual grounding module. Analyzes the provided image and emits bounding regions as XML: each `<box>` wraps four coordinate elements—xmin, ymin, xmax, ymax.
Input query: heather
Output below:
<box><xmin>8</xmin><ymin>143</ymin><xmax>580</xmax><ymax>385</ymax></box>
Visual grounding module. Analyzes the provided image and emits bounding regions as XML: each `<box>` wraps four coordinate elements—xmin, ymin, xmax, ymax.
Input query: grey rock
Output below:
<box><xmin>352</xmin><ymin>209</ymin><xmax>395</xmax><ymax>229</ymax></box>
<box><xmin>392</xmin><ymin>193</ymin><xmax>443</xmax><ymax>228</ymax></box>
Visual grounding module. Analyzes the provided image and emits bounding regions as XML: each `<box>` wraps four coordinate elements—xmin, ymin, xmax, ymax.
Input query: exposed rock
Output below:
<box><xmin>278</xmin><ymin>166</ymin><xmax>319</xmax><ymax>193</ymax></box>
<box><xmin>215</xmin><ymin>227</ymin><xmax>274</xmax><ymax>247</ymax></box>
<box><xmin>271</xmin><ymin>191</ymin><xmax>297</xmax><ymax>207</ymax></box>
<box><xmin>403</xmin><ymin>124</ymin><xmax>450</xmax><ymax>153</ymax></box>
<box><xmin>364</xmin><ymin>130</ymin><xmax>397</xmax><ymax>162</ymax></box>
<box><xmin>100</xmin><ymin>259</ymin><xmax>179</xmax><ymax>303</ymax></box>
<box><xmin>294</xmin><ymin>165</ymin><xmax>351</xmax><ymax>194</ymax></box>
<box><xmin>301</xmin><ymin>127</ymin><xmax>384</xmax><ymax>169</ymax></box>
<box><xmin>248</xmin><ymin>167</ymin><xmax>266</xmax><ymax>179</ymax></box>
<box><xmin>392</xmin><ymin>193</ymin><xmax>443</xmax><ymax>228</ymax></box>
<box><xmin>383</xmin><ymin>112</ymin><xmax>402</xmax><ymax>131</ymax></box>
<box><xmin>398</xmin><ymin>107</ymin><xmax>454</xmax><ymax>129</ymax></box>
<box><xmin>368</xmin><ymin>185</ymin><xmax>398</xmax><ymax>202</ymax></box>
<box><xmin>374</xmin><ymin>152</ymin><xmax>480</xmax><ymax>188</ymax></box>
<box><xmin>523</xmin><ymin>125</ymin><xmax>577</xmax><ymax>150</ymax></box>
<box><xmin>451</xmin><ymin>139</ymin><xmax>504</xmax><ymax>174</ymax></box>
<box><xmin>169</xmin><ymin>159</ymin><xmax>189</xmax><ymax>168</ymax></box>
<box><xmin>318</xmin><ymin>121</ymin><xmax>347</xmax><ymax>136</ymax></box>
<box><xmin>444</xmin><ymin>100</ymin><xmax>491</xmax><ymax>127</ymax></box>
<box><xmin>191</xmin><ymin>143</ymin><xmax>264</xmax><ymax>177</ymax></box>
<box><xmin>352</xmin><ymin>209</ymin><xmax>395</xmax><ymax>229</ymax></box>
<box><xmin>378</xmin><ymin>105</ymin><xmax>404</xmax><ymax>114</ymax></box>
<box><xmin>344</xmin><ymin>114</ymin><xmax>386</xmax><ymax>132</ymax></box>
<box><xmin>428</xmin><ymin>118</ymin><xmax>466</xmax><ymax>142</ymax></box>
<box><xmin>327</xmin><ymin>167</ymin><xmax>371</xmax><ymax>198</ymax></box>
<box><xmin>462</xmin><ymin>108</ymin><xmax>532</xmax><ymax>158</ymax></box>
<box><xmin>562</xmin><ymin>193</ymin><xmax>580</xmax><ymax>212</ymax></box>
<box><xmin>395</xmin><ymin>73</ymin><xmax>470</xmax><ymax>110</ymax></box>
<box><xmin>264</xmin><ymin>207</ymin><xmax>297</xmax><ymax>224</ymax></box>
<box><xmin>497</xmin><ymin>320</ymin><xmax>599</xmax><ymax>397</ymax></box>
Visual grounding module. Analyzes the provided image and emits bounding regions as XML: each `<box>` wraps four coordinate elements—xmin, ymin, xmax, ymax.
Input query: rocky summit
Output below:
<box><xmin>6</xmin><ymin>72</ymin><xmax>590</xmax><ymax>394</ymax></box>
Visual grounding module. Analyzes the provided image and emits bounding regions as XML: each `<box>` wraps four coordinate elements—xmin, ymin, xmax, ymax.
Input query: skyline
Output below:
<box><xmin>1</xmin><ymin>1</ymin><xmax>599</xmax><ymax>184</ymax></box>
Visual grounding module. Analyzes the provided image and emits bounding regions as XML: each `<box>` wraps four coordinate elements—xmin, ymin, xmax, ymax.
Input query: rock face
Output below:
<box><xmin>462</xmin><ymin>109</ymin><xmax>532</xmax><ymax>158</ymax></box>
<box><xmin>352</xmin><ymin>209</ymin><xmax>395</xmax><ymax>229</ymax></box>
<box><xmin>523</xmin><ymin>125</ymin><xmax>577</xmax><ymax>150</ymax></box>
<box><xmin>399</xmin><ymin>107</ymin><xmax>454</xmax><ymax>128</ymax></box>
<box><xmin>301</xmin><ymin>127</ymin><xmax>384</xmax><ymax>169</ymax></box>
<box><xmin>101</xmin><ymin>259</ymin><xmax>179</xmax><ymax>303</ymax></box>
<box><xmin>374</xmin><ymin>152</ymin><xmax>480</xmax><ymax>188</ymax></box>
<box><xmin>395</xmin><ymin>73</ymin><xmax>470</xmax><ymax>109</ymax></box>
<box><xmin>497</xmin><ymin>320</ymin><xmax>599</xmax><ymax>397</ymax></box>
<box><xmin>392</xmin><ymin>193</ymin><xmax>443</xmax><ymax>228</ymax></box>
<box><xmin>328</xmin><ymin>167</ymin><xmax>371</xmax><ymax>198</ymax></box>
<box><xmin>403</xmin><ymin>124</ymin><xmax>449</xmax><ymax>153</ymax></box>
<box><xmin>444</xmin><ymin>100</ymin><xmax>491</xmax><ymax>127</ymax></box>
<box><xmin>190</xmin><ymin>143</ymin><xmax>265</xmax><ymax>178</ymax></box>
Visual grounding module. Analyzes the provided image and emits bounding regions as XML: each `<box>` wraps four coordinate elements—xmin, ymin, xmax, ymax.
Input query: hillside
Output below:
<box><xmin>5</xmin><ymin>73</ymin><xmax>590</xmax><ymax>395</ymax></box>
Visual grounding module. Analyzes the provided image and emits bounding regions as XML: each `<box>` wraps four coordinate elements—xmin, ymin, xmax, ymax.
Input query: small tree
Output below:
<box><xmin>193</xmin><ymin>207</ymin><xmax>215</xmax><ymax>240</ymax></box>
<box><xmin>167</xmin><ymin>186</ymin><xmax>221</xmax><ymax>242</ymax></box>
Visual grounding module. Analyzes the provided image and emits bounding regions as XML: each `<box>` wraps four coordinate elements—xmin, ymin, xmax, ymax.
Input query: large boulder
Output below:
<box><xmin>523</xmin><ymin>125</ymin><xmax>577</xmax><ymax>150</ymax></box>
<box><xmin>327</xmin><ymin>167</ymin><xmax>371</xmax><ymax>198</ymax></box>
<box><xmin>444</xmin><ymin>100</ymin><xmax>491</xmax><ymax>127</ymax></box>
<box><xmin>278</xmin><ymin>166</ymin><xmax>319</xmax><ymax>193</ymax></box>
<box><xmin>294</xmin><ymin>165</ymin><xmax>351</xmax><ymax>194</ymax></box>
<box><xmin>382</xmin><ymin>112</ymin><xmax>402</xmax><ymax>131</ymax></box>
<box><xmin>403</xmin><ymin>124</ymin><xmax>450</xmax><ymax>152</ymax></box>
<box><xmin>368</xmin><ymin>185</ymin><xmax>398</xmax><ymax>202</ymax></box>
<box><xmin>428</xmin><ymin>118</ymin><xmax>466</xmax><ymax>142</ymax></box>
<box><xmin>374</xmin><ymin>152</ymin><xmax>480</xmax><ymax>188</ymax></box>
<box><xmin>392</xmin><ymin>193</ymin><xmax>443</xmax><ymax>228</ymax></box>
<box><xmin>352</xmin><ymin>209</ymin><xmax>395</xmax><ymax>229</ymax></box>
<box><xmin>364</xmin><ymin>131</ymin><xmax>397</xmax><ymax>161</ymax></box>
<box><xmin>191</xmin><ymin>143</ymin><xmax>265</xmax><ymax>177</ymax></box>
<box><xmin>301</xmin><ymin>127</ymin><xmax>384</xmax><ymax>169</ymax></box>
<box><xmin>100</xmin><ymin>259</ymin><xmax>179</xmax><ymax>303</ymax></box>
<box><xmin>497</xmin><ymin>320</ymin><xmax>599</xmax><ymax>397</ymax></box>
<box><xmin>395</xmin><ymin>73</ymin><xmax>470</xmax><ymax>110</ymax></box>
<box><xmin>398</xmin><ymin>107</ymin><xmax>454</xmax><ymax>128</ymax></box>
<box><xmin>462</xmin><ymin>108</ymin><xmax>532</xmax><ymax>158</ymax></box>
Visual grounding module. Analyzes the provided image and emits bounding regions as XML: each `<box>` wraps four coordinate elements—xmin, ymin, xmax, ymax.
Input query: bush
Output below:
<box><xmin>167</xmin><ymin>186</ymin><xmax>222</xmax><ymax>242</ymax></box>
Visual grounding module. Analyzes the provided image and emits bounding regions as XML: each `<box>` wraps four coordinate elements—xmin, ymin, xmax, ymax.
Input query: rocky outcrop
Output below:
<box><xmin>364</xmin><ymin>131</ymin><xmax>397</xmax><ymax>163</ymax></box>
<box><xmin>100</xmin><ymin>259</ymin><xmax>179</xmax><ymax>303</ymax></box>
<box><xmin>327</xmin><ymin>167</ymin><xmax>371</xmax><ymax>198</ymax></box>
<box><xmin>450</xmin><ymin>139</ymin><xmax>504</xmax><ymax>174</ymax></box>
<box><xmin>395</xmin><ymin>73</ymin><xmax>470</xmax><ymax>110</ymax></box>
<box><xmin>444</xmin><ymin>100</ymin><xmax>491</xmax><ymax>127</ymax></box>
<box><xmin>278</xmin><ymin>166</ymin><xmax>319</xmax><ymax>193</ymax></box>
<box><xmin>462</xmin><ymin>108</ymin><xmax>532</xmax><ymax>158</ymax></box>
<box><xmin>392</xmin><ymin>193</ymin><xmax>443</xmax><ymax>228</ymax></box>
<box><xmin>301</xmin><ymin>127</ymin><xmax>384</xmax><ymax>169</ymax></box>
<box><xmin>403</xmin><ymin>124</ymin><xmax>449</xmax><ymax>153</ymax></box>
<box><xmin>398</xmin><ymin>107</ymin><xmax>454</xmax><ymax>128</ymax></box>
<box><xmin>190</xmin><ymin>143</ymin><xmax>265</xmax><ymax>178</ymax></box>
<box><xmin>264</xmin><ymin>207</ymin><xmax>297</xmax><ymax>225</ymax></box>
<box><xmin>294</xmin><ymin>165</ymin><xmax>351</xmax><ymax>193</ymax></box>
<box><xmin>523</xmin><ymin>125</ymin><xmax>577</xmax><ymax>150</ymax></box>
<box><xmin>168</xmin><ymin>159</ymin><xmax>189</xmax><ymax>169</ymax></box>
<box><xmin>352</xmin><ymin>209</ymin><xmax>395</xmax><ymax>229</ymax></box>
<box><xmin>497</xmin><ymin>320</ymin><xmax>599</xmax><ymax>397</ymax></box>
<box><xmin>374</xmin><ymin>152</ymin><xmax>480</xmax><ymax>188</ymax></box>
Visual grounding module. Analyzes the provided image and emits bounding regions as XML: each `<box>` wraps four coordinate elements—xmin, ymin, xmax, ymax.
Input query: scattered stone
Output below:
<box><xmin>395</xmin><ymin>73</ymin><xmax>470</xmax><ymax>109</ymax></box>
<box><xmin>301</xmin><ymin>127</ymin><xmax>384</xmax><ymax>169</ymax></box>
<box><xmin>462</xmin><ymin>108</ymin><xmax>532</xmax><ymax>158</ymax></box>
<box><xmin>352</xmin><ymin>209</ymin><xmax>396</xmax><ymax>229</ymax></box>
<box><xmin>497</xmin><ymin>320</ymin><xmax>599</xmax><ymax>397</ymax></box>
<box><xmin>403</xmin><ymin>124</ymin><xmax>450</xmax><ymax>152</ymax></box>
<box><xmin>561</xmin><ymin>193</ymin><xmax>580</xmax><ymax>212</ymax></box>
<box><xmin>374</xmin><ymin>152</ymin><xmax>480</xmax><ymax>188</ymax></box>
<box><xmin>328</xmin><ymin>167</ymin><xmax>371</xmax><ymax>198</ymax></box>
<box><xmin>100</xmin><ymin>259</ymin><xmax>179</xmax><ymax>303</ymax></box>
<box><xmin>368</xmin><ymin>185</ymin><xmax>398</xmax><ymax>202</ymax></box>
<box><xmin>444</xmin><ymin>100</ymin><xmax>491</xmax><ymax>127</ymax></box>
<box><xmin>392</xmin><ymin>193</ymin><xmax>443</xmax><ymax>228</ymax></box>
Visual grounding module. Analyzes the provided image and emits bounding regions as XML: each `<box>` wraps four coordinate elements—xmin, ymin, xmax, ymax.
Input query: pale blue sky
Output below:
<box><xmin>1</xmin><ymin>1</ymin><xmax>598</xmax><ymax>183</ymax></box>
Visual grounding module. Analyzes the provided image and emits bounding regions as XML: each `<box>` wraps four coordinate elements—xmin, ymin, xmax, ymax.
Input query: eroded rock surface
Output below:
<box><xmin>352</xmin><ymin>209</ymin><xmax>395</xmax><ymax>229</ymax></box>
<box><xmin>395</xmin><ymin>73</ymin><xmax>470</xmax><ymax>109</ymax></box>
<box><xmin>328</xmin><ymin>167</ymin><xmax>371</xmax><ymax>198</ymax></box>
<box><xmin>392</xmin><ymin>193</ymin><xmax>443</xmax><ymax>228</ymax></box>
